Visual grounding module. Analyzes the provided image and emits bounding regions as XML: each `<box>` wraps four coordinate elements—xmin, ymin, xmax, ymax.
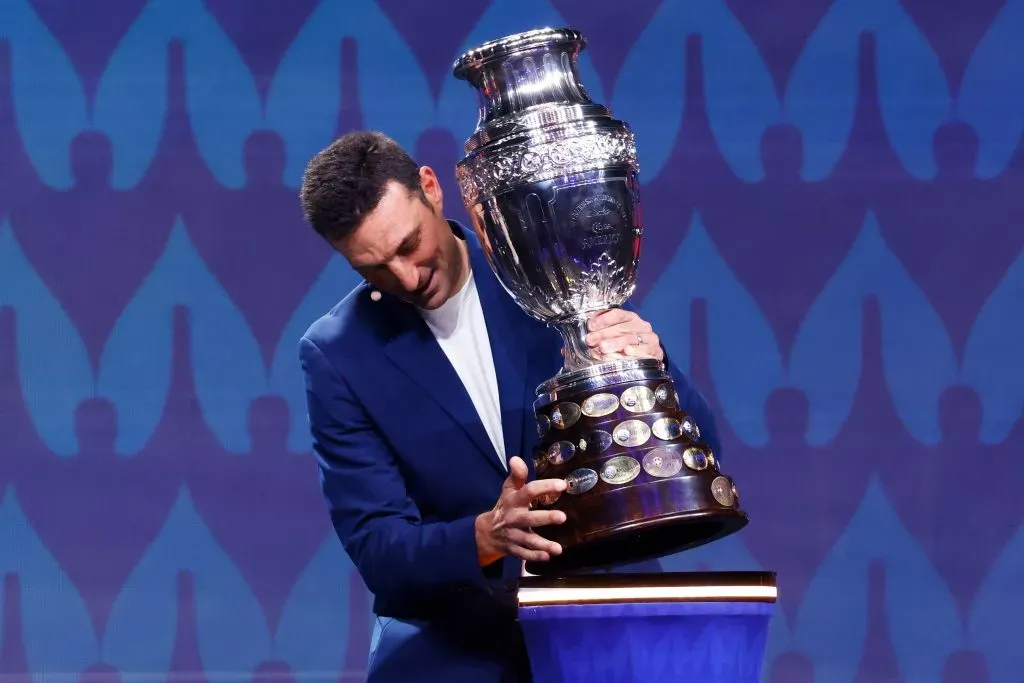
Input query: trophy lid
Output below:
<box><xmin>452</xmin><ymin>27</ymin><xmax>586</xmax><ymax>81</ymax></box>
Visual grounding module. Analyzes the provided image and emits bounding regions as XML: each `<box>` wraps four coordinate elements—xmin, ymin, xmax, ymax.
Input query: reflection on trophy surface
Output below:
<box><xmin>452</xmin><ymin>27</ymin><xmax>748</xmax><ymax>575</ymax></box>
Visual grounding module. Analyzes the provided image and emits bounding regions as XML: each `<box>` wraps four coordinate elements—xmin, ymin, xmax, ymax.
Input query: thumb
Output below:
<box><xmin>504</xmin><ymin>456</ymin><xmax>528</xmax><ymax>490</ymax></box>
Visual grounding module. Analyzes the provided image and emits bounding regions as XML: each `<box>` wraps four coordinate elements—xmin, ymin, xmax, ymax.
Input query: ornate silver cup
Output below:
<box><xmin>453</xmin><ymin>27</ymin><xmax>747</xmax><ymax>575</ymax></box>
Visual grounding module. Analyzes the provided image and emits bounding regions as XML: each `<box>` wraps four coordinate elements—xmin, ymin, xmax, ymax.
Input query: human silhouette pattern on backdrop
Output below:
<box><xmin>183</xmin><ymin>130</ymin><xmax>333</xmax><ymax>362</ymax></box>
<box><xmin>875</xmin><ymin>120</ymin><xmax>1024</xmax><ymax>355</ymax></box>
<box><xmin>10</xmin><ymin>131</ymin><xmax>171</xmax><ymax>368</ymax></box>
<box><xmin>0</xmin><ymin>44</ymin><xmax>41</xmax><ymax>231</ymax></box>
<box><xmin>1</xmin><ymin>1</ymin><xmax>1023</xmax><ymax>681</ymax></box>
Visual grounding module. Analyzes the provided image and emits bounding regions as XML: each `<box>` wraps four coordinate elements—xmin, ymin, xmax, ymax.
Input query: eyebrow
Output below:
<box><xmin>357</xmin><ymin>223</ymin><xmax>421</xmax><ymax>269</ymax></box>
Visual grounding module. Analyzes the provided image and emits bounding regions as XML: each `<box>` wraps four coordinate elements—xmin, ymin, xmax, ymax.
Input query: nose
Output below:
<box><xmin>390</xmin><ymin>259</ymin><xmax>421</xmax><ymax>292</ymax></box>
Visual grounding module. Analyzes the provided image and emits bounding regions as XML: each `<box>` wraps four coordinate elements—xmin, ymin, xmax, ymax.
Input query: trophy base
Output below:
<box><xmin>517</xmin><ymin>571</ymin><xmax>777</xmax><ymax>683</ymax></box>
<box><xmin>527</xmin><ymin>358</ymin><xmax>748</xmax><ymax>576</ymax></box>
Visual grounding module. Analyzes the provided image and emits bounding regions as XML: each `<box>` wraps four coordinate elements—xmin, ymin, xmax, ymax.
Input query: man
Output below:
<box><xmin>297</xmin><ymin>130</ymin><xmax>721</xmax><ymax>682</ymax></box>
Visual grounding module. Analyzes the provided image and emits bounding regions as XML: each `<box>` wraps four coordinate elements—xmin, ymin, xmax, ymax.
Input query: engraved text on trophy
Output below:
<box><xmin>570</xmin><ymin>193</ymin><xmax>628</xmax><ymax>250</ymax></box>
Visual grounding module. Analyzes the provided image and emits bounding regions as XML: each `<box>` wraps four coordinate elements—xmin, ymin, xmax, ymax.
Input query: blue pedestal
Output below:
<box><xmin>517</xmin><ymin>571</ymin><xmax>777</xmax><ymax>683</ymax></box>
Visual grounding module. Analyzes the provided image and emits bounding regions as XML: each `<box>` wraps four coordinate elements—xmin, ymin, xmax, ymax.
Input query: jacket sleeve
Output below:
<box><xmin>298</xmin><ymin>335</ymin><xmax>488</xmax><ymax>603</ymax></box>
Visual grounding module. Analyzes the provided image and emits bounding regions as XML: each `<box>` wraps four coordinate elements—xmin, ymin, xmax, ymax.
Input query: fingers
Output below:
<box><xmin>585</xmin><ymin>312</ymin><xmax>652</xmax><ymax>346</ymax></box>
<box><xmin>518</xmin><ymin>507</ymin><xmax>567</xmax><ymax>528</ymax></box>
<box><xmin>624</xmin><ymin>339</ymin><xmax>663</xmax><ymax>360</ymax></box>
<box><xmin>585</xmin><ymin>330</ymin><xmax>664</xmax><ymax>362</ymax></box>
<box><xmin>504</xmin><ymin>528</ymin><xmax>563</xmax><ymax>561</ymax></box>
<box><xmin>511</xmin><ymin>546</ymin><xmax>555</xmax><ymax>563</ymax></box>
<box><xmin>559</xmin><ymin>310</ymin><xmax>665</xmax><ymax>363</ymax></box>
<box><xmin>495</xmin><ymin>477</ymin><xmax>568</xmax><ymax>563</ymax></box>
<box><xmin>586</xmin><ymin>308</ymin><xmax>635</xmax><ymax>331</ymax></box>
<box><xmin>584</xmin><ymin>309</ymin><xmax>663</xmax><ymax>360</ymax></box>
<box><xmin>519</xmin><ymin>477</ymin><xmax>567</xmax><ymax>503</ymax></box>
<box><xmin>587</xmin><ymin>318</ymin><xmax>653</xmax><ymax>344</ymax></box>
<box><xmin>591</xmin><ymin>330</ymin><xmax>661</xmax><ymax>355</ymax></box>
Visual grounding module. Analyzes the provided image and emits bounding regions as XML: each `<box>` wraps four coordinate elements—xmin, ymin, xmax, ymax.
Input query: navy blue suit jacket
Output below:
<box><xmin>298</xmin><ymin>221</ymin><xmax>721</xmax><ymax>682</ymax></box>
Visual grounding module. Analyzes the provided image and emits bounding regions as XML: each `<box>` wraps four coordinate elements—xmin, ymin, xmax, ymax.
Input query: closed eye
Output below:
<box><xmin>396</xmin><ymin>225</ymin><xmax>421</xmax><ymax>256</ymax></box>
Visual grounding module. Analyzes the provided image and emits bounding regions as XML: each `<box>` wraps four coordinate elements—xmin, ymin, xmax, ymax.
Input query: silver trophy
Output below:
<box><xmin>453</xmin><ymin>28</ymin><xmax>747</xmax><ymax>575</ymax></box>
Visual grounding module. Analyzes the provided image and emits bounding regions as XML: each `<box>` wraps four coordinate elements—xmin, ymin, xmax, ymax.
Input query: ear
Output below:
<box><xmin>418</xmin><ymin>166</ymin><xmax>443</xmax><ymax>209</ymax></box>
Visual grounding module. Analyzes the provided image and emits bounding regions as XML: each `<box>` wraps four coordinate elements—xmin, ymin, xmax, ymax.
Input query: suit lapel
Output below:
<box><xmin>370</xmin><ymin>220</ymin><xmax>542</xmax><ymax>480</ymax></box>
<box><xmin>466</xmin><ymin>232</ymin><xmax>534</xmax><ymax>471</ymax></box>
<box><xmin>381</xmin><ymin>298</ymin><xmax>509</xmax><ymax>478</ymax></box>
<box><xmin>376</xmin><ymin>223</ymin><xmax>539</xmax><ymax>479</ymax></box>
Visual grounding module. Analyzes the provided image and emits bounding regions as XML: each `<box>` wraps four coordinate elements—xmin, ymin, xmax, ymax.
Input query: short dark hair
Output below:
<box><xmin>300</xmin><ymin>130</ymin><xmax>425</xmax><ymax>243</ymax></box>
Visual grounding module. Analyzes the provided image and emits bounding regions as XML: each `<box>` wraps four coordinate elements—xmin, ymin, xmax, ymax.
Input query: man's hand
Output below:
<box><xmin>583</xmin><ymin>308</ymin><xmax>665</xmax><ymax>362</ymax></box>
<box><xmin>476</xmin><ymin>456</ymin><xmax>567</xmax><ymax>566</ymax></box>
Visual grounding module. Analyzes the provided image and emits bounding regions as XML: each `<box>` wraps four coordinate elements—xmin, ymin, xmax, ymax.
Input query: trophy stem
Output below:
<box><xmin>552</xmin><ymin>316</ymin><xmax>604</xmax><ymax>373</ymax></box>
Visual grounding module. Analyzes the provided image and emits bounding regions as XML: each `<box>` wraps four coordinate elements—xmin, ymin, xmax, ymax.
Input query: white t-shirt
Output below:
<box><xmin>419</xmin><ymin>268</ymin><xmax>507</xmax><ymax>471</ymax></box>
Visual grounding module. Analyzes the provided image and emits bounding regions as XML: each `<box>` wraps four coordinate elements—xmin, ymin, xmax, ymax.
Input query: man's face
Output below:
<box><xmin>337</xmin><ymin>167</ymin><xmax>465</xmax><ymax>310</ymax></box>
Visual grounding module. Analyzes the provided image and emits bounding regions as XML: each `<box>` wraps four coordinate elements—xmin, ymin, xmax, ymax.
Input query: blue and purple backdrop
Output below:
<box><xmin>1</xmin><ymin>0</ymin><xmax>1022</xmax><ymax>681</ymax></box>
